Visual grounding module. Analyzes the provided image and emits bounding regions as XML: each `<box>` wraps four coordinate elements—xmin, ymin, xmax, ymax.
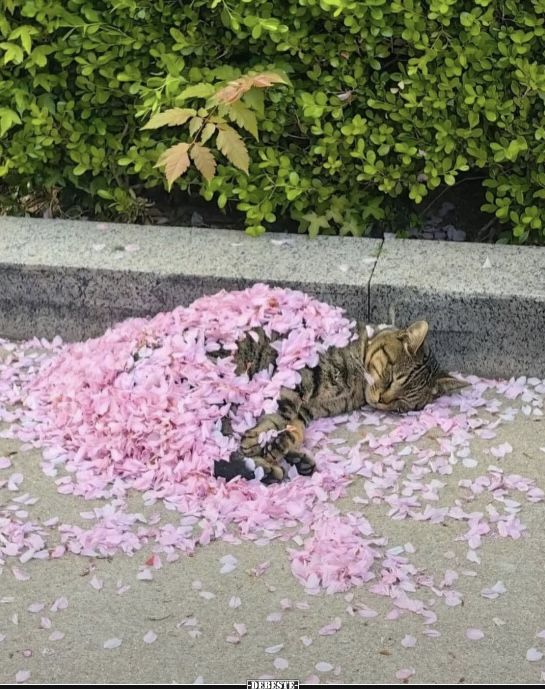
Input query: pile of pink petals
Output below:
<box><xmin>0</xmin><ymin>283</ymin><xmax>544</xmax><ymax>601</ymax></box>
<box><xmin>19</xmin><ymin>284</ymin><xmax>354</xmax><ymax>496</ymax></box>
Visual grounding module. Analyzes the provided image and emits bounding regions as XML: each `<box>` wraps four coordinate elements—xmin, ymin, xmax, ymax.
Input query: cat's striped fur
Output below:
<box><xmin>214</xmin><ymin>320</ymin><xmax>465</xmax><ymax>482</ymax></box>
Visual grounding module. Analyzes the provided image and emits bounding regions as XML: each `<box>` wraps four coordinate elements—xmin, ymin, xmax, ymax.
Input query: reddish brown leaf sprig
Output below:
<box><xmin>142</xmin><ymin>71</ymin><xmax>289</xmax><ymax>188</ymax></box>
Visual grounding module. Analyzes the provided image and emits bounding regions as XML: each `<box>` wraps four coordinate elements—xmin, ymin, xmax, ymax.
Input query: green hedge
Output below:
<box><xmin>1</xmin><ymin>0</ymin><xmax>545</xmax><ymax>242</ymax></box>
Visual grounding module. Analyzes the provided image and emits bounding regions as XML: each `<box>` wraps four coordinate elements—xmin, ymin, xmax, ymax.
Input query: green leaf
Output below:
<box><xmin>170</xmin><ymin>28</ymin><xmax>186</xmax><ymax>44</ymax></box>
<box><xmin>468</xmin><ymin>111</ymin><xmax>479</xmax><ymax>128</ymax></box>
<box><xmin>0</xmin><ymin>107</ymin><xmax>21</xmax><ymax>136</ymax></box>
<box><xmin>302</xmin><ymin>212</ymin><xmax>330</xmax><ymax>237</ymax></box>
<box><xmin>141</xmin><ymin>109</ymin><xmax>197</xmax><ymax>130</ymax></box>
<box><xmin>0</xmin><ymin>41</ymin><xmax>24</xmax><ymax>65</ymax></box>
<box><xmin>242</xmin><ymin>89</ymin><xmax>265</xmax><ymax>117</ymax></box>
<box><xmin>226</xmin><ymin>101</ymin><xmax>258</xmax><ymax>139</ymax></box>
<box><xmin>28</xmin><ymin>45</ymin><xmax>54</xmax><ymax>67</ymax></box>
<box><xmin>178</xmin><ymin>84</ymin><xmax>216</xmax><ymax>101</ymax></box>
<box><xmin>8</xmin><ymin>25</ymin><xmax>36</xmax><ymax>55</ymax></box>
<box><xmin>200</xmin><ymin>123</ymin><xmax>216</xmax><ymax>144</ymax></box>
<box><xmin>188</xmin><ymin>116</ymin><xmax>203</xmax><ymax>137</ymax></box>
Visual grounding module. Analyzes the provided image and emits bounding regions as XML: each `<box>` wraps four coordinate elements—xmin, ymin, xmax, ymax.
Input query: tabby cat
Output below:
<box><xmin>214</xmin><ymin>319</ymin><xmax>465</xmax><ymax>483</ymax></box>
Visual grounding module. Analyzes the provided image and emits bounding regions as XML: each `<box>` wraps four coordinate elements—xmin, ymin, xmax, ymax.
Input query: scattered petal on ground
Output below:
<box><xmin>466</xmin><ymin>628</ymin><xmax>485</xmax><ymax>641</ymax></box>
<box><xmin>266</xmin><ymin>612</ymin><xmax>282</xmax><ymax>623</ymax></box>
<box><xmin>27</xmin><ymin>602</ymin><xmax>44</xmax><ymax>613</ymax></box>
<box><xmin>103</xmin><ymin>638</ymin><xmax>122</xmax><ymax>650</ymax></box>
<box><xmin>90</xmin><ymin>576</ymin><xmax>104</xmax><ymax>591</ymax></box>
<box><xmin>316</xmin><ymin>662</ymin><xmax>333</xmax><ymax>673</ymax></box>
<box><xmin>273</xmin><ymin>658</ymin><xmax>289</xmax><ymax>670</ymax></box>
<box><xmin>527</xmin><ymin>648</ymin><xmax>544</xmax><ymax>662</ymax></box>
<box><xmin>137</xmin><ymin>569</ymin><xmax>153</xmax><ymax>581</ymax></box>
<box><xmin>49</xmin><ymin>631</ymin><xmax>65</xmax><ymax>641</ymax></box>
<box><xmin>233</xmin><ymin>623</ymin><xmax>247</xmax><ymax>637</ymax></box>
<box><xmin>319</xmin><ymin>617</ymin><xmax>342</xmax><ymax>635</ymax></box>
<box><xmin>50</xmin><ymin>597</ymin><xmax>68</xmax><ymax>612</ymax></box>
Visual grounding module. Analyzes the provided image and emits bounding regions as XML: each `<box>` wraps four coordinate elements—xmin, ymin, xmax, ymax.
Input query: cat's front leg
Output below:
<box><xmin>240</xmin><ymin>413</ymin><xmax>305</xmax><ymax>463</ymax></box>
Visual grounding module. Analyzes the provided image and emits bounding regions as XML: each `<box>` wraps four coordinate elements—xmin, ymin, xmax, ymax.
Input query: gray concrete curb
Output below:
<box><xmin>0</xmin><ymin>217</ymin><xmax>544</xmax><ymax>377</ymax></box>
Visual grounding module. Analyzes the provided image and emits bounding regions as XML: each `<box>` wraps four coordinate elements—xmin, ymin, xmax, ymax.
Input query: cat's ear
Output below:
<box><xmin>403</xmin><ymin>320</ymin><xmax>429</xmax><ymax>355</ymax></box>
<box><xmin>432</xmin><ymin>373</ymin><xmax>468</xmax><ymax>397</ymax></box>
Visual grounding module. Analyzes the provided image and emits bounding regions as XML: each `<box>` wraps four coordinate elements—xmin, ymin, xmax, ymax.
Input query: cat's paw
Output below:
<box><xmin>253</xmin><ymin>456</ymin><xmax>285</xmax><ymax>482</ymax></box>
<box><xmin>240</xmin><ymin>415</ymin><xmax>304</xmax><ymax>463</ymax></box>
<box><xmin>240</xmin><ymin>413</ymin><xmax>286</xmax><ymax>460</ymax></box>
<box><xmin>284</xmin><ymin>450</ymin><xmax>316</xmax><ymax>476</ymax></box>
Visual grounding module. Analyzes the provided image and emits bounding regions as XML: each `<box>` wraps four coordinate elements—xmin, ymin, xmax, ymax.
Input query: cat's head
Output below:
<box><xmin>364</xmin><ymin>320</ymin><xmax>466</xmax><ymax>413</ymax></box>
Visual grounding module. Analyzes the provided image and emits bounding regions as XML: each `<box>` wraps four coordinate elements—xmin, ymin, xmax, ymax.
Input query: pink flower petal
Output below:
<box><xmin>315</xmin><ymin>662</ymin><xmax>333</xmax><ymax>673</ymax></box>
<box><xmin>481</xmin><ymin>581</ymin><xmax>506</xmax><ymax>599</ymax></box>
<box><xmin>50</xmin><ymin>596</ymin><xmax>68</xmax><ymax>612</ymax></box>
<box><xmin>12</xmin><ymin>567</ymin><xmax>30</xmax><ymax>581</ymax></box>
<box><xmin>137</xmin><ymin>569</ymin><xmax>153</xmax><ymax>581</ymax></box>
<box><xmin>266</xmin><ymin>612</ymin><xmax>282</xmax><ymax>623</ymax></box>
<box><xmin>0</xmin><ymin>456</ymin><xmax>12</xmax><ymax>469</ymax></box>
<box><xmin>423</xmin><ymin>629</ymin><xmax>441</xmax><ymax>638</ymax></box>
<box><xmin>49</xmin><ymin>631</ymin><xmax>65</xmax><ymax>641</ymax></box>
<box><xmin>527</xmin><ymin>648</ymin><xmax>544</xmax><ymax>662</ymax></box>
<box><xmin>103</xmin><ymin>638</ymin><xmax>122</xmax><ymax>649</ymax></box>
<box><xmin>233</xmin><ymin>623</ymin><xmax>247</xmax><ymax>637</ymax></box>
<box><xmin>319</xmin><ymin>617</ymin><xmax>342</xmax><ymax>636</ymax></box>
<box><xmin>273</xmin><ymin>658</ymin><xmax>289</xmax><ymax>670</ymax></box>
<box><xmin>466</xmin><ymin>628</ymin><xmax>485</xmax><ymax>641</ymax></box>
<box><xmin>27</xmin><ymin>602</ymin><xmax>44</xmax><ymax>613</ymax></box>
<box><xmin>90</xmin><ymin>576</ymin><xmax>103</xmax><ymax>591</ymax></box>
<box><xmin>396</xmin><ymin>668</ymin><xmax>416</xmax><ymax>680</ymax></box>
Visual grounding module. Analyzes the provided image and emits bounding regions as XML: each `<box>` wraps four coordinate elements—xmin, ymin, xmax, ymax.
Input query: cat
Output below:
<box><xmin>214</xmin><ymin>319</ymin><xmax>465</xmax><ymax>483</ymax></box>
